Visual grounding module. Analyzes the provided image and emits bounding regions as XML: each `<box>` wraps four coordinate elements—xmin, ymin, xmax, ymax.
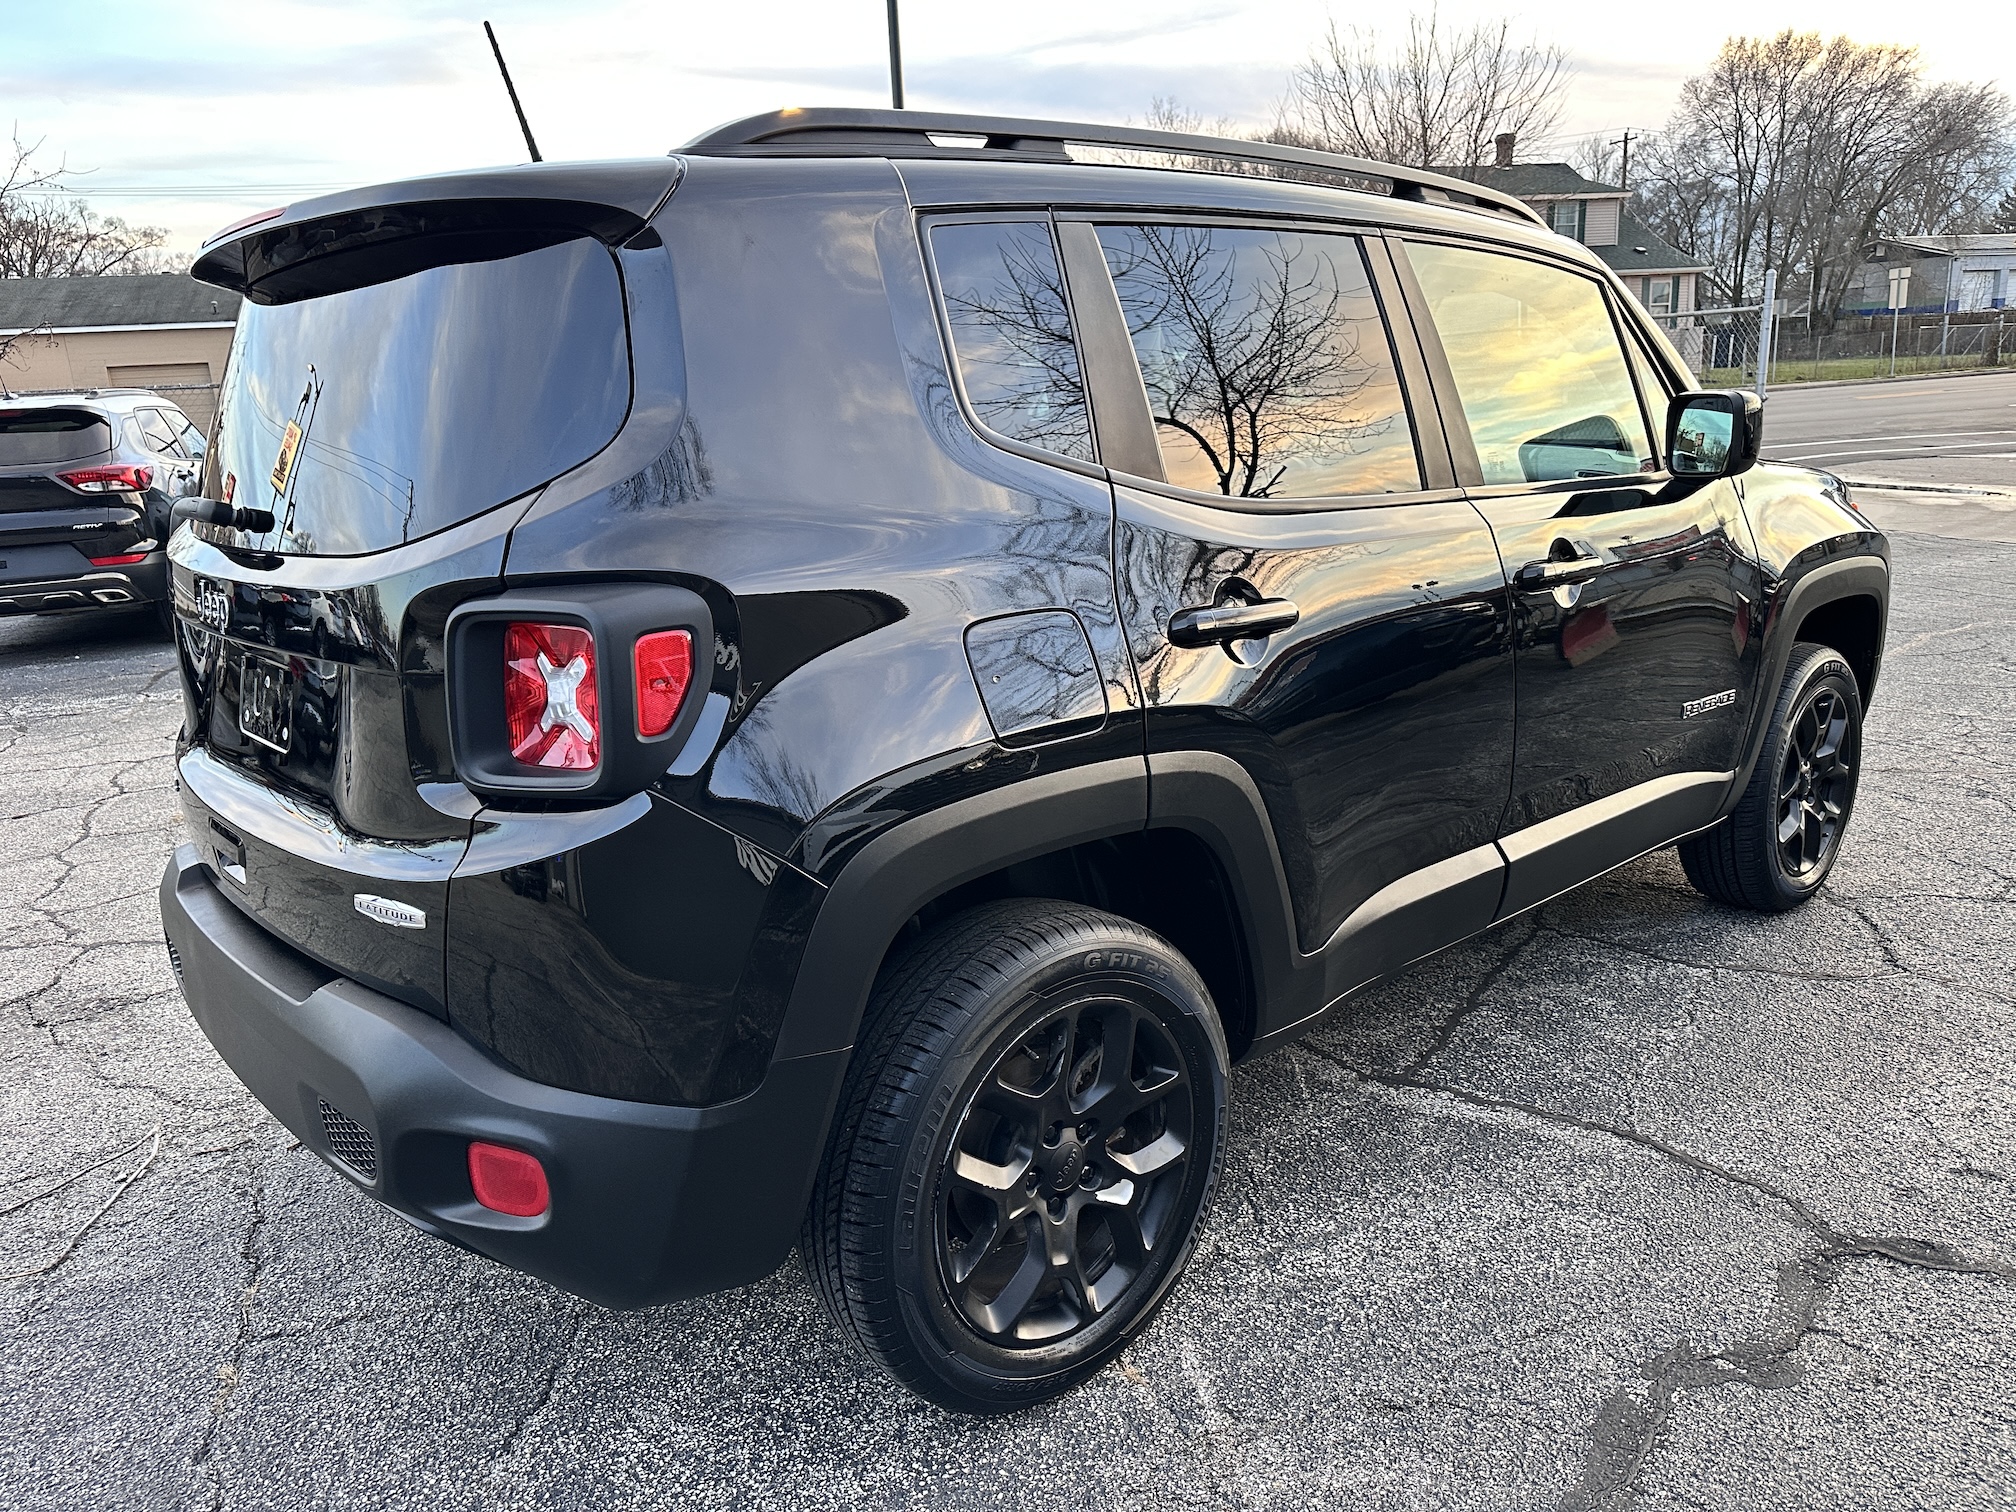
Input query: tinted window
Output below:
<box><xmin>931</xmin><ymin>221</ymin><xmax>1094</xmax><ymax>461</ymax></box>
<box><xmin>1405</xmin><ymin>242</ymin><xmax>1653</xmax><ymax>485</ymax></box>
<box><xmin>207</xmin><ymin>236</ymin><xmax>628</xmax><ymax>556</ymax></box>
<box><xmin>172</xmin><ymin>413</ymin><xmax>208</xmax><ymax>459</ymax></box>
<box><xmin>1624</xmin><ymin>329</ymin><xmax>1670</xmax><ymax>468</ymax></box>
<box><xmin>135</xmin><ymin>409</ymin><xmax>183</xmax><ymax>456</ymax></box>
<box><xmin>1097</xmin><ymin>225</ymin><xmax>1419</xmax><ymax>499</ymax></box>
<box><xmin>0</xmin><ymin>407</ymin><xmax>112</xmax><ymax>465</ymax></box>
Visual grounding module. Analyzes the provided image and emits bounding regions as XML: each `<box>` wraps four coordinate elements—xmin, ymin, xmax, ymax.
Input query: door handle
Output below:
<box><xmin>1167</xmin><ymin>597</ymin><xmax>1301</xmax><ymax>647</ymax></box>
<box><xmin>1515</xmin><ymin>546</ymin><xmax>1606</xmax><ymax>590</ymax></box>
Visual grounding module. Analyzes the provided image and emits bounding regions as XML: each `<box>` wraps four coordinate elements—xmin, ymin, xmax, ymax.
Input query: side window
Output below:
<box><xmin>1405</xmin><ymin>241</ymin><xmax>1655</xmax><ymax>485</ymax></box>
<box><xmin>1623</xmin><ymin>327</ymin><xmax>1672</xmax><ymax>468</ymax></box>
<box><xmin>135</xmin><ymin>408</ymin><xmax>183</xmax><ymax>456</ymax></box>
<box><xmin>929</xmin><ymin>220</ymin><xmax>1095</xmax><ymax>462</ymax></box>
<box><xmin>1095</xmin><ymin>225</ymin><xmax>1420</xmax><ymax>500</ymax></box>
<box><xmin>174</xmin><ymin>414</ymin><xmax>208</xmax><ymax>459</ymax></box>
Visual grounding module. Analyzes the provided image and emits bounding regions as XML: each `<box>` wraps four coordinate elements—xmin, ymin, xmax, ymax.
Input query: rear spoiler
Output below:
<box><xmin>191</xmin><ymin>160</ymin><xmax>683</xmax><ymax>306</ymax></box>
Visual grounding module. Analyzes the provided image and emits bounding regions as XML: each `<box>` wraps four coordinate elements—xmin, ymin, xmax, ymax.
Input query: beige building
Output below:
<box><xmin>0</xmin><ymin>274</ymin><xmax>241</xmax><ymax>427</ymax></box>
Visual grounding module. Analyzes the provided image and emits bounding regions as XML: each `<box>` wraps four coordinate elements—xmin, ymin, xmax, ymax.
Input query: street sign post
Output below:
<box><xmin>1888</xmin><ymin>265</ymin><xmax>1911</xmax><ymax>377</ymax></box>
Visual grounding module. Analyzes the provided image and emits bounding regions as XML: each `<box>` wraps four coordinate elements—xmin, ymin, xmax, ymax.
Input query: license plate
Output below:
<box><xmin>238</xmin><ymin>657</ymin><xmax>294</xmax><ymax>754</ymax></box>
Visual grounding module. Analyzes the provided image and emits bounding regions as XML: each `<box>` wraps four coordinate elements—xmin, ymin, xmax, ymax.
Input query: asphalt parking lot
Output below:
<box><xmin>4</xmin><ymin>486</ymin><xmax>2014</xmax><ymax>1508</ymax></box>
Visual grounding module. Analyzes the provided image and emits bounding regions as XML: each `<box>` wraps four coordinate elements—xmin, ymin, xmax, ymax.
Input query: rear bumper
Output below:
<box><xmin>159</xmin><ymin>843</ymin><xmax>848</xmax><ymax>1308</ymax></box>
<box><xmin>0</xmin><ymin>553</ymin><xmax>167</xmax><ymax>613</ymax></box>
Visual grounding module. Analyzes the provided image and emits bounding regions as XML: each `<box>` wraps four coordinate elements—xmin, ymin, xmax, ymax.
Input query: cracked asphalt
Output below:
<box><xmin>3</xmin><ymin>521</ymin><xmax>2013</xmax><ymax>1511</ymax></box>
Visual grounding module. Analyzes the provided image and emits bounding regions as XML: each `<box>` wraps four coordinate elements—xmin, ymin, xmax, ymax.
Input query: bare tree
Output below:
<box><xmin>1629</xmin><ymin>33</ymin><xmax>2014</xmax><ymax>318</ymax></box>
<box><xmin>1102</xmin><ymin>226</ymin><xmax>1390</xmax><ymax>497</ymax></box>
<box><xmin>1992</xmin><ymin>184</ymin><xmax>2016</xmax><ymax>233</ymax></box>
<box><xmin>1570</xmin><ymin>135</ymin><xmax>1624</xmax><ymax>188</ymax></box>
<box><xmin>1274</xmin><ymin>8</ymin><xmax>1567</xmax><ymax>170</ymax></box>
<box><xmin>0</xmin><ymin>132</ymin><xmax>175</xmax><ymax>279</ymax></box>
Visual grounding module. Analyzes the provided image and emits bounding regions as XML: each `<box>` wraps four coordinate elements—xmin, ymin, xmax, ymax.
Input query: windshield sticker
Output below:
<box><xmin>269</xmin><ymin>419</ymin><xmax>303</xmax><ymax>496</ymax></box>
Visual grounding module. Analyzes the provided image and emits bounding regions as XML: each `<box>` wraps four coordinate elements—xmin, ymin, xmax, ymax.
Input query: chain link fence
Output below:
<box><xmin>1657</xmin><ymin>308</ymin><xmax>2013</xmax><ymax>388</ymax></box>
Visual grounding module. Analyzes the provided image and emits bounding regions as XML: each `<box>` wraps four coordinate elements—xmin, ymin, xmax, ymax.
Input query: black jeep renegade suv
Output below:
<box><xmin>158</xmin><ymin>110</ymin><xmax>1888</xmax><ymax>1414</ymax></box>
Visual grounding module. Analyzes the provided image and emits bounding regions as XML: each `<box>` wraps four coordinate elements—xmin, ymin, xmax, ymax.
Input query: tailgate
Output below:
<box><xmin>170</xmin><ymin>526</ymin><xmax>508</xmax><ymax>1018</ymax></box>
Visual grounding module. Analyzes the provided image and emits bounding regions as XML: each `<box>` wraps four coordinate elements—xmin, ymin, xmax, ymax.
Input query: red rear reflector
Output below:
<box><xmin>633</xmin><ymin>628</ymin><xmax>694</xmax><ymax>737</ymax></box>
<box><xmin>467</xmin><ymin>1142</ymin><xmax>549</xmax><ymax>1217</ymax></box>
<box><xmin>58</xmin><ymin>464</ymin><xmax>153</xmax><ymax>494</ymax></box>
<box><xmin>87</xmin><ymin>551</ymin><xmax>150</xmax><ymax>567</ymax></box>
<box><xmin>503</xmin><ymin>621</ymin><xmax>599</xmax><ymax>770</ymax></box>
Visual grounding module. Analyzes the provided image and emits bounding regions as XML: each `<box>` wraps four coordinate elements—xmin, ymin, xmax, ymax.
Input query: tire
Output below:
<box><xmin>153</xmin><ymin>596</ymin><xmax>177</xmax><ymax>638</ymax></box>
<box><xmin>1680</xmin><ymin>641</ymin><xmax>1863</xmax><ymax>912</ymax></box>
<box><xmin>804</xmin><ymin>897</ymin><xmax>1229</xmax><ymax>1414</ymax></box>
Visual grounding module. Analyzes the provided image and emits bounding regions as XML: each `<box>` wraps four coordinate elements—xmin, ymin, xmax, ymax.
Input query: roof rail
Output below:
<box><xmin>679</xmin><ymin>108</ymin><xmax>1548</xmax><ymax>230</ymax></box>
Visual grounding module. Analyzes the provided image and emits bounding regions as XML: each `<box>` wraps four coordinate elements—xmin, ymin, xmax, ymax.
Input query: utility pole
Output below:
<box><xmin>1608</xmin><ymin>129</ymin><xmax>1635</xmax><ymax>191</ymax></box>
<box><xmin>886</xmin><ymin>0</ymin><xmax>904</xmax><ymax>109</ymax></box>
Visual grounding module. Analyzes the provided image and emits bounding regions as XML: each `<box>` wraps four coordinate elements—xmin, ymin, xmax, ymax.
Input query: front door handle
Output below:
<box><xmin>1514</xmin><ymin>546</ymin><xmax>1606</xmax><ymax>590</ymax></box>
<box><xmin>1168</xmin><ymin>597</ymin><xmax>1301</xmax><ymax>647</ymax></box>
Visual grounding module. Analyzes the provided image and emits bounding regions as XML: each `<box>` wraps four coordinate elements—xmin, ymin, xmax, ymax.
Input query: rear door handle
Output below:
<box><xmin>1167</xmin><ymin>597</ymin><xmax>1301</xmax><ymax>647</ymax></box>
<box><xmin>1515</xmin><ymin>547</ymin><xmax>1606</xmax><ymax>590</ymax></box>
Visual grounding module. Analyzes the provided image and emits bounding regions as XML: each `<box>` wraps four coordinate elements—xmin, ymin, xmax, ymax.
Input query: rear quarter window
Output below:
<box><xmin>928</xmin><ymin>220</ymin><xmax>1096</xmax><ymax>463</ymax></box>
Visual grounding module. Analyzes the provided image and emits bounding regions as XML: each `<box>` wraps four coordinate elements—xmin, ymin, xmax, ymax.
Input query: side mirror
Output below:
<box><xmin>1666</xmin><ymin>389</ymin><xmax>1762</xmax><ymax>479</ymax></box>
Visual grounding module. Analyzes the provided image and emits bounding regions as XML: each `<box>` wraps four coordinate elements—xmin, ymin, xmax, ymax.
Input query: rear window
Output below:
<box><xmin>0</xmin><ymin>407</ymin><xmax>113</xmax><ymax>466</ymax></box>
<box><xmin>205</xmin><ymin>236</ymin><xmax>630</xmax><ymax>556</ymax></box>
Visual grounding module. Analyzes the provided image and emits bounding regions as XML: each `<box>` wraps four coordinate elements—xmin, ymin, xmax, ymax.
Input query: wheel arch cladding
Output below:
<box><xmin>1791</xmin><ymin>592</ymin><xmax>1884</xmax><ymax>707</ymax></box>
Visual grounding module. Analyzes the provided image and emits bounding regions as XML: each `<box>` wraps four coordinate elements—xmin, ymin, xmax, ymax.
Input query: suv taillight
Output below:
<box><xmin>58</xmin><ymin>464</ymin><xmax>153</xmax><ymax>493</ymax></box>
<box><xmin>504</xmin><ymin>622</ymin><xmax>600</xmax><ymax>770</ymax></box>
<box><xmin>633</xmin><ymin>629</ymin><xmax>693</xmax><ymax>737</ymax></box>
<box><xmin>445</xmin><ymin>584</ymin><xmax>714</xmax><ymax>802</ymax></box>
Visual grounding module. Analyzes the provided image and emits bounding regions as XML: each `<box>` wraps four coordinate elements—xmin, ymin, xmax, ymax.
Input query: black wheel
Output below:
<box><xmin>1680</xmin><ymin>642</ymin><xmax>1863</xmax><ymax>911</ymax></box>
<box><xmin>804</xmin><ymin>898</ymin><xmax>1228</xmax><ymax>1414</ymax></box>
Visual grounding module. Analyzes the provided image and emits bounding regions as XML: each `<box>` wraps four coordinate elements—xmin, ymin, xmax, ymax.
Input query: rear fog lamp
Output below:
<box><xmin>633</xmin><ymin>628</ymin><xmax>694</xmax><ymax>736</ymax></box>
<box><xmin>468</xmin><ymin>1142</ymin><xmax>550</xmax><ymax>1217</ymax></box>
<box><xmin>503</xmin><ymin>621</ymin><xmax>599</xmax><ymax>770</ymax></box>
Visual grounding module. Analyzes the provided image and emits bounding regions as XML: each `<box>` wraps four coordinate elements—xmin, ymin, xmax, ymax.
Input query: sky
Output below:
<box><xmin>3</xmin><ymin>0</ymin><xmax>2009</xmax><ymax>258</ymax></box>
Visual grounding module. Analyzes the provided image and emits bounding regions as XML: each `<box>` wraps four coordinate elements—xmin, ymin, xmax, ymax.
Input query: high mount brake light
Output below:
<box><xmin>633</xmin><ymin>628</ymin><xmax>694</xmax><ymax>737</ymax></box>
<box><xmin>467</xmin><ymin>1142</ymin><xmax>549</xmax><ymax>1217</ymax></box>
<box><xmin>58</xmin><ymin>464</ymin><xmax>152</xmax><ymax>493</ymax></box>
<box><xmin>504</xmin><ymin>621</ymin><xmax>600</xmax><ymax>770</ymax></box>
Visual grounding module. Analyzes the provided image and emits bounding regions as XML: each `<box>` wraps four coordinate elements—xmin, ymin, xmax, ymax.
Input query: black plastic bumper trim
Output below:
<box><xmin>159</xmin><ymin>843</ymin><xmax>846</xmax><ymax>1308</ymax></box>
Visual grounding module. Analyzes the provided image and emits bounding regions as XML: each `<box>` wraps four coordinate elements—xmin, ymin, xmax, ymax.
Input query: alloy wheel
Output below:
<box><xmin>1776</xmin><ymin>680</ymin><xmax>1857</xmax><ymax>878</ymax></box>
<box><xmin>936</xmin><ymin>996</ymin><xmax>1194</xmax><ymax>1346</ymax></box>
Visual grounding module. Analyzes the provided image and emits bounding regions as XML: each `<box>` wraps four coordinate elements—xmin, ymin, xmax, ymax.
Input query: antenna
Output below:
<box><xmin>484</xmin><ymin>20</ymin><xmax>543</xmax><ymax>163</ymax></box>
<box><xmin>886</xmin><ymin>0</ymin><xmax>904</xmax><ymax>110</ymax></box>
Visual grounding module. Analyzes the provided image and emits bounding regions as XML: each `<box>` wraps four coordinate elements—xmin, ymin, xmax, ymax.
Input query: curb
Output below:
<box><xmin>1839</xmin><ymin>477</ymin><xmax>2016</xmax><ymax>501</ymax></box>
<box><xmin>1763</xmin><ymin>367</ymin><xmax>2013</xmax><ymax>393</ymax></box>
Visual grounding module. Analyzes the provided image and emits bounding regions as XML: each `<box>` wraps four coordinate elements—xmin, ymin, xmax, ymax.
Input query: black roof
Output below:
<box><xmin>0</xmin><ymin>273</ymin><xmax>241</xmax><ymax>331</ymax></box>
<box><xmin>1446</xmin><ymin>162</ymin><xmax>1625</xmax><ymax>199</ymax></box>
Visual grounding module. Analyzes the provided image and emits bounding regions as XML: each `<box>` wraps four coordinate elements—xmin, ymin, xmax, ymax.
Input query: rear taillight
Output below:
<box><xmin>504</xmin><ymin>621</ymin><xmax>599</xmax><ymax>770</ymax></box>
<box><xmin>467</xmin><ymin>1142</ymin><xmax>549</xmax><ymax>1217</ymax></box>
<box><xmin>633</xmin><ymin>628</ymin><xmax>694</xmax><ymax>737</ymax></box>
<box><xmin>58</xmin><ymin>464</ymin><xmax>153</xmax><ymax>494</ymax></box>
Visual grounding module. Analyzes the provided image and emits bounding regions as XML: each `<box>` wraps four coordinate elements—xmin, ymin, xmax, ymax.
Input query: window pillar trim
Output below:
<box><xmin>1054</xmin><ymin>220</ymin><xmax>1165</xmax><ymax>483</ymax></box>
